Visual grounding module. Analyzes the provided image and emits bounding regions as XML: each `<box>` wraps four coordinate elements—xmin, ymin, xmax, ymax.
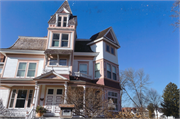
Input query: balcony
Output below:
<box><xmin>73</xmin><ymin>71</ymin><xmax>92</xmax><ymax>79</ymax></box>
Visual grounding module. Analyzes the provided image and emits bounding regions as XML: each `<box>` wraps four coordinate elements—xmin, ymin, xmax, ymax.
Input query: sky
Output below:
<box><xmin>0</xmin><ymin>1</ymin><xmax>179</xmax><ymax>106</ymax></box>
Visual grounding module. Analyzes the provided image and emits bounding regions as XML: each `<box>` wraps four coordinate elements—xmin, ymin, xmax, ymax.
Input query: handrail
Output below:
<box><xmin>25</xmin><ymin>108</ymin><xmax>35</xmax><ymax>119</ymax></box>
<box><xmin>74</xmin><ymin>71</ymin><xmax>92</xmax><ymax>79</ymax></box>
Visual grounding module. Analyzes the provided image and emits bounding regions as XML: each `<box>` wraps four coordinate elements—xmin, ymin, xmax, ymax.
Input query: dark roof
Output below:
<box><xmin>68</xmin><ymin>16</ymin><xmax>77</xmax><ymax>26</ymax></box>
<box><xmin>8</xmin><ymin>37</ymin><xmax>47</xmax><ymax>51</ymax></box>
<box><xmin>70</xmin><ymin>76</ymin><xmax>98</xmax><ymax>84</ymax></box>
<box><xmin>44</xmin><ymin>49</ymin><xmax>73</xmax><ymax>54</ymax></box>
<box><xmin>48</xmin><ymin>14</ymin><xmax>56</xmax><ymax>24</ymax></box>
<box><xmin>90</xmin><ymin>27</ymin><xmax>111</xmax><ymax>41</ymax></box>
<box><xmin>56</xmin><ymin>1</ymin><xmax>72</xmax><ymax>14</ymax></box>
<box><xmin>104</xmin><ymin>78</ymin><xmax>121</xmax><ymax>89</ymax></box>
<box><xmin>74</xmin><ymin>40</ymin><xmax>93</xmax><ymax>52</ymax></box>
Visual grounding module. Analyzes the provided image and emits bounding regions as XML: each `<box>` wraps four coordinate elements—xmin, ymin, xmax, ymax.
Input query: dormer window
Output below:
<box><xmin>56</xmin><ymin>15</ymin><xmax>68</xmax><ymax>27</ymax></box>
<box><xmin>63</xmin><ymin>17</ymin><xmax>67</xmax><ymax>27</ymax></box>
<box><xmin>58</xmin><ymin>17</ymin><xmax>62</xmax><ymax>27</ymax></box>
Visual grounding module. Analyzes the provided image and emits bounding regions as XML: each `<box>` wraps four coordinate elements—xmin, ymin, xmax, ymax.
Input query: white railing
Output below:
<box><xmin>74</xmin><ymin>71</ymin><xmax>92</xmax><ymax>79</ymax></box>
<box><xmin>26</xmin><ymin>108</ymin><xmax>35</xmax><ymax>119</ymax></box>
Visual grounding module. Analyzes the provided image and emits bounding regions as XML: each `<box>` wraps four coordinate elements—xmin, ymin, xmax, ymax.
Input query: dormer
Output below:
<box><xmin>48</xmin><ymin>0</ymin><xmax>77</xmax><ymax>29</ymax></box>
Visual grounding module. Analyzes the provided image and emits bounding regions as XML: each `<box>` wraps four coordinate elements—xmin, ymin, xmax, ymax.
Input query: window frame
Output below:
<box><xmin>15</xmin><ymin>60</ymin><xmax>38</xmax><ymax>78</ymax></box>
<box><xmin>106</xmin><ymin>43</ymin><xmax>116</xmax><ymax>56</ymax></box>
<box><xmin>52</xmin><ymin>33</ymin><xmax>60</xmax><ymax>47</ymax></box>
<box><xmin>51</xmin><ymin>33</ymin><xmax>70</xmax><ymax>48</ymax></box>
<box><xmin>95</xmin><ymin>62</ymin><xmax>101</xmax><ymax>79</ymax></box>
<box><xmin>78</xmin><ymin>61</ymin><xmax>89</xmax><ymax>75</ymax></box>
<box><xmin>48</xmin><ymin>55</ymin><xmax>69</xmax><ymax>67</ymax></box>
<box><xmin>112</xmin><ymin>66</ymin><xmax>117</xmax><ymax>81</ymax></box>
<box><xmin>8</xmin><ymin>88</ymin><xmax>34</xmax><ymax>109</ymax></box>
<box><xmin>107</xmin><ymin>63</ymin><xmax>111</xmax><ymax>79</ymax></box>
<box><xmin>61</xmin><ymin>34</ymin><xmax>69</xmax><ymax>47</ymax></box>
<box><xmin>108</xmin><ymin>91</ymin><xmax>118</xmax><ymax>111</ymax></box>
<box><xmin>56</xmin><ymin>15</ymin><xmax>68</xmax><ymax>27</ymax></box>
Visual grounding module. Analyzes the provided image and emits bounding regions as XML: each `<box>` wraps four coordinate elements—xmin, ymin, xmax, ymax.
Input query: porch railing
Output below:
<box><xmin>74</xmin><ymin>71</ymin><xmax>92</xmax><ymax>79</ymax></box>
<box><xmin>26</xmin><ymin>108</ymin><xmax>35</xmax><ymax>119</ymax></box>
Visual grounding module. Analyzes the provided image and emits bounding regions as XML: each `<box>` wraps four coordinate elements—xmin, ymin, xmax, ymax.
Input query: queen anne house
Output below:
<box><xmin>0</xmin><ymin>0</ymin><xmax>121</xmax><ymax>118</ymax></box>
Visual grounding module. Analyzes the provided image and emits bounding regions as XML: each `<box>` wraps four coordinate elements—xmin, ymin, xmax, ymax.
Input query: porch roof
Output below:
<box><xmin>44</xmin><ymin>49</ymin><xmax>73</xmax><ymax>54</ymax></box>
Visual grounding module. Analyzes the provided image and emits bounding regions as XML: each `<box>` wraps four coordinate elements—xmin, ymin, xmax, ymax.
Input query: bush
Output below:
<box><xmin>36</xmin><ymin>106</ymin><xmax>47</xmax><ymax>113</ymax></box>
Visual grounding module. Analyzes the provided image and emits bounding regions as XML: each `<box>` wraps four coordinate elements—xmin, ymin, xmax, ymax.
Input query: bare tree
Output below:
<box><xmin>119</xmin><ymin>68</ymin><xmax>150</xmax><ymax>117</ymax></box>
<box><xmin>171</xmin><ymin>0</ymin><xmax>180</xmax><ymax>29</ymax></box>
<box><xmin>65</xmin><ymin>87</ymin><xmax>108</xmax><ymax>118</ymax></box>
<box><xmin>146</xmin><ymin>88</ymin><xmax>162</xmax><ymax>119</ymax></box>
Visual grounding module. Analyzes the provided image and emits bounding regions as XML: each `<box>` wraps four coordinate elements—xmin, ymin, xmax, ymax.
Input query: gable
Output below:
<box><xmin>43</xmin><ymin>74</ymin><xmax>62</xmax><ymax>79</ymax></box>
<box><xmin>105</xmin><ymin>31</ymin><xmax>114</xmax><ymax>41</ymax></box>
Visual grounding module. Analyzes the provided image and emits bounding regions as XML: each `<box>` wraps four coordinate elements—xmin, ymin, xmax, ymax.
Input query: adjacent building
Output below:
<box><xmin>0</xmin><ymin>0</ymin><xmax>121</xmax><ymax>118</ymax></box>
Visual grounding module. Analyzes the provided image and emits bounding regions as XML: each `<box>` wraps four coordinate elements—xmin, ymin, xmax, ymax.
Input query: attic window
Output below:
<box><xmin>58</xmin><ymin>17</ymin><xmax>62</xmax><ymax>27</ymax></box>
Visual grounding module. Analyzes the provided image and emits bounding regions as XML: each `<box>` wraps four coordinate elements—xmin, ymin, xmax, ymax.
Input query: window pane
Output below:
<box><xmin>107</xmin><ymin>64</ymin><xmax>111</xmax><ymax>71</ymax></box>
<box><xmin>0</xmin><ymin>68</ymin><xmax>2</xmax><ymax>73</ymax></box>
<box><xmin>16</xmin><ymin>90</ymin><xmax>27</xmax><ymax>108</ymax></box>
<box><xmin>61</xmin><ymin>41</ymin><xmax>68</xmax><ymax>47</ymax></box>
<box><xmin>9</xmin><ymin>89</ymin><xmax>16</xmax><ymax>108</ymax></box>
<box><xmin>63</xmin><ymin>17</ymin><xmax>67</xmax><ymax>21</ymax></box>
<box><xmin>48</xmin><ymin>89</ymin><xmax>54</xmax><ymax>94</ymax></box>
<box><xmin>27</xmin><ymin>90</ymin><xmax>33</xmax><ymax>107</ymax></box>
<box><xmin>112</xmin><ymin>66</ymin><xmax>116</xmax><ymax>73</ymax></box>
<box><xmin>59</xmin><ymin>59</ymin><xmax>67</xmax><ymax>65</ymax></box>
<box><xmin>95</xmin><ymin>63</ymin><xmax>100</xmax><ymax>70</ymax></box>
<box><xmin>27</xmin><ymin>99</ymin><xmax>31</xmax><ymax>107</ymax></box>
<box><xmin>50</xmin><ymin>59</ymin><xmax>57</xmax><ymax>65</ymax></box>
<box><xmin>28</xmin><ymin>63</ymin><xmax>36</xmax><ymax>70</ymax></box>
<box><xmin>95</xmin><ymin>71</ymin><xmax>100</xmax><ymax>78</ymax></box>
<box><xmin>57</xmin><ymin>89</ymin><xmax>62</xmax><ymax>95</ymax></box>
<box><xmin>58</xmin><ymin>17</ymin><xmax>61</xmax><ymax>22</ymax></box>
<box><xmin>9</xmin><ymin>99</ymin><xmax>14</xmax><ymax>108</ymax></box>
<box><xmin>113</xmin><ymin>73</ymin><xmax>117</xmax><ymax>80</ymax></box>
<box><xmin>107</xmin><ymin>71</ymin><xmax>111</xmax><ymax>79</ymax></box>
<box><xmin>106</xmin><ymin>45</ymin><xmax>110</xmax><ymax>52</ymax></box>
<box><xmin>63</xmin><ymin>23</ymin><xmax>67</xmax><ymax>27</ymax></box>
<box><xmin>18</xmin><ymin>63</ymin><xmax>27</xmax><ymax>70</ymax></box>
<box><xmin>27</xmin><ymin>71</ymin><xmax>35</xmax><ymax>77</ymax></box>
<box><xmin>52</xmin><ymin>40</ymin><xmax>59</xmax><ymax>47</ymax></box>
<box><xmin>62</xmin><ymin>34</ymin><xmax>68</xmax><ymax>40</ymax></box>
<box><xmin>17</xmin><ymin>70</ymin><xmax>25</xmax><ymax>77</ymax></box>
<box><xmin>111</xmin><ymin>47</ymin><xmax>114</xmax><ymax>54</ymax></box>
<box><xmin>53</xmin><ymin>34</ymin><xmax>59</xmax><ymax>39</ymax></box>
<box><xmin>79</xmin><ymin>64</ymin><xmax>87</xmax><ymax>74</ymax></box>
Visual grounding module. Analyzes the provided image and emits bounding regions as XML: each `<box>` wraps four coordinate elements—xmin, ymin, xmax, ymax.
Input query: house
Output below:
<box><xmin>0</xmin><ymin>0</ymin><xmax>121</xmax><ymax>118</ymax></box>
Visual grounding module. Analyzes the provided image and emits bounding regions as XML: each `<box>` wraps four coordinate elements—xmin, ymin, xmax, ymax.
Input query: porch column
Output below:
<box><xmin>33</xmin><ymin>82</ymin><xmax>40</xmax><ymax>109</ymax></box>
<box><xmin>64</xmin><ymin>82</ymin><xmax>67</xmax><ymax>104</ymax></box>
<box><xmin>83</xmin><ymin>86</ymin><xmax>86</xmax><ymax>111</ymax></box>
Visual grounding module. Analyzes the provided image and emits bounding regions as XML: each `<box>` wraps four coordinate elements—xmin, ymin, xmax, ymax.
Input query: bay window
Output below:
<box><xmin>107</xmin><ymin>63</ymin><xmax>111</xmax><ymax>79</ymax></box>
<box><xmin>16</xmin><ymin>61</ymin><xmax>38</xmax><ymax>78</ymax></box>
<box><xmin>95</xmin><ymin>63</ymin><xmax>100</xmax><ymax>78</ymax></box>
<box><xmin>49</xmin><ymin>55</ymin><xmax>68</xmax><ymax>66</ymax></box>
<box><xmin>79</xmin><ymin>64</ymin><xmax>87</xmax><ymax>74</ymax></box>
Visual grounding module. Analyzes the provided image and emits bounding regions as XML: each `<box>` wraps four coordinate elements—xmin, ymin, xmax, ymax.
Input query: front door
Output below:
<box><xmin>44</xmin><ymin>87</ymin><xmax>63</xmax><ymax>116</ymax></box>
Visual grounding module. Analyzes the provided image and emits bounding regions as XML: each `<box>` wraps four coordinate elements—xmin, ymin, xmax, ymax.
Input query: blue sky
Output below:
<box><xmin>1</xmin><ymin>1</ymin><xmax>179</xmax><ymax>106</ymax></box>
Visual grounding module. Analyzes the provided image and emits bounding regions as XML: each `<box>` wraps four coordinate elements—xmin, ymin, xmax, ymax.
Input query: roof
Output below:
<box><xmin>8</xmin><ymin>37</ymin><xmax>47</xmax><ymax>51</ymax></box>
<box><xmin>90</xmin><ymin>27</ymin><xmax>111</xmax><ymax>41</ymax></box>
<box><xmin>56</xmin><ymin>1</ymin><xmax>72</xmax><ymax>14</ymax></box>
<box><xmin>44</xmin><ymin>49</ymin><xmax>73</xmax><ymax>54</ymax></box>
<box><xmin>74</xmin><ymin>40</ymin><xmax>93</xmax><ymax>52</ymax></box>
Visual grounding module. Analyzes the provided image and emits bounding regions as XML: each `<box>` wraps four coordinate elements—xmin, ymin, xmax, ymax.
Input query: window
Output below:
<box><xmin>0</xmin><ymin>64</ymin><xmax>3</xmax><ymax>74</ymax></box>
<box><xmin>16</xmin><ymin>62</ymin><xmax>37</xmax><ymax>78</ymax></box>
<box><xmin>49</xmin><ymin>55</ymin><xmax>68</xmax><ymax>66</ymax></box>
<box><xmin>9</xmin><ymin>89</ymin><xmax>16</xmax><ymax>108</ymax></box>
<box><xmin>111</xmin><ymin>47</ymin><xmax>115</xmax><ymax>55</ymax></box>
<box><xmin>27</xmin><ymin>90</ymin><xmax>33</xmax><ymax>107</ymax></box>
<box><xmin>9</xmin><ymin>89</ymin><xmax>34</xmax><ymax>109</ymax></box>
<box><xmin>108</xmin><ymin>91</ymin><xmax>118</xmax><ymax>110</ymax></box>
<box><xmin>58</xmin><ymin>17</ymin><xmax>62</xmax><ymax>27</ymax></box>
<box><xmin>15</xmin><ymin>90</ymin><xmax>27</xmax><ymax>108</ymax></box>
<box><xmin>107</xmin><ymin>63</ymin><xmax>111</xmax><ymax>79</ymax></box>
<box><xmin>57</xmin><ymin>89</ymin><xmax>62</xmax><ymax>95</ymax></box>
<box><xmin>27</xmin><ymin>63</ymin><xmax>36</xmax><ymax>77</ymax></box>
<box><xmin>17</xmin><ymin>62</ymin><xmax>27</xmax><ymax>77</ymax></box>
<box><xmin>79</xmin><ymin>64</ymin><xmax>87</xmax><ymax>74</ymax></box>
<box><xmin>61</xmin><ymin>34</ymin><xmax>69</xmax><ymax>47</ymax></box>
<box><xmin>52</xmin><ymin>34</ymin><xmax>60</xmax><ymax>47</ymax></box>
<box><xmin>63</xmin><ymin>17</ymin><xmax>67</xmax><ymax>27</ymax></box>
<box><xmin>95</xmin><ymin>63</ymin><xmax>100</xmax><ymax>78</ymax></box>
<box><xmin>112</xmin><ymin>66</ymin><xmax>117</xmax><ymax>80</ymax></box>
<box><xmin>59</xmin><ymin>59</ymin><xmax>67</xmax><ymax>66</ymax></box>
<box><xmin>106</xmin><ymin>44</ymin><xmax>110</xmax><ymax>52</ymax></box>
<box><xmin>48</xmin><ymin>89</ymin><xmax>54</xmax><ymax>94</ymax></box>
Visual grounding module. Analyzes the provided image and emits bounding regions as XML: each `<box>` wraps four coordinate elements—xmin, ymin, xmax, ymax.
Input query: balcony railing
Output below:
<box><xmin>74</xmin><ymin>71</ymin><xmax>92</xmax><ymax>79</ymax></box>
